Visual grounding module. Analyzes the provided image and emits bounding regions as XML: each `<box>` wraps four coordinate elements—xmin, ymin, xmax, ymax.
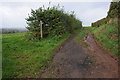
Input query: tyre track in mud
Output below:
<box><xmin>41</xmin><ymin>33</ymin><xmax>118</xmax><ymax>78</ymax></box>
<box><xmin>85</xmin><ymin>32</ymin><xmax>118</xmax><ymax>78</ymax></box>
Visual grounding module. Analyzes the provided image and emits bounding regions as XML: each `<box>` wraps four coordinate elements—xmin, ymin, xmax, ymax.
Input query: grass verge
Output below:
<box><xmin>74</xmin><ymin>27</ymin><xmax>91</xmax><ymax>47</ymax></box>
<box><xmin>91</xmin><ymin>24</ymin><xmax>119</xmax><ymax>58</ymax></box>
<box><xmin>2</xmin><ymin>32</ymin><xmax>71</xmax><ymax>78</ymax></box>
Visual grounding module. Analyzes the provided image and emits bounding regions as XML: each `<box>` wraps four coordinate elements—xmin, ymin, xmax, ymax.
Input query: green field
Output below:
<box><xmin>91</xmin><ymin>24</ymin><xmax>119</xmax><ymax>58</ymax></box>
<box><xmin>2</xmin><ymin>32</ymin><xmax>71</xmax><ymax>78</ymax></box>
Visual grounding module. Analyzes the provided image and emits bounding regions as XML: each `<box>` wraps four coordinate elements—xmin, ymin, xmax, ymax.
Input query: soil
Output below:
<box><xmin>41</xmin><ymin>32</ymin><xmax>118</xmax><ymax>78</ymax></box>
<box><xmin>85</xmin><ymin>32</ymin><xmax>118</xmax><ymax>78</ymax></box>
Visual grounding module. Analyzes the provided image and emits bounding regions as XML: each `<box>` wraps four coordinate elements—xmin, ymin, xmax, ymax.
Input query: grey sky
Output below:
<box><xmin>0</xmin><ymin>2</ymin><xmax>110</xmax><ymax>29</ymax></box>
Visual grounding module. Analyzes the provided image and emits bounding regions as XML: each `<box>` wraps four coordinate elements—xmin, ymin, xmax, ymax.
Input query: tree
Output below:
<box><xmin>26</xmin><ymin>4</ymin><xmax>82</xmax><ymax>40</ymax></box>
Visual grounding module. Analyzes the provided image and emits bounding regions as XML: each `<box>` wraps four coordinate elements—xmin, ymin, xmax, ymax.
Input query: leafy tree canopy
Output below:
<box><xmin>26</xmin><ymin>3</ymin><xmax>82</xmax><ymax>40</ymax></box>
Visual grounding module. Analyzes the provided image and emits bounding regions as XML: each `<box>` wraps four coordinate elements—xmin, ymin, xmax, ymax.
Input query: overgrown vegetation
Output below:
<box><xmin>92</xmin><ymin>2</ymin><xmax>119</xmax><ymax>27</ymax></box>
<box><xmin>2</xmin><ymin>32</ymin><xmax>71</xmax><ymax>78</ymax></box>
<box><xmin>91</xmin><ymin>1</ymin><xmax>119</xmax><ymax>58</ymax></box>
<box><xmin>74</xmin><ymin>27</ymin><xmax>90</xmax><ymax>41</ymax></box>
<box><xmin>74</xmin><ymin>27</ymin><xmax>90</xmax><ymax>47</ymax></box>
<box><xmin>92</xmin><ymin>24</ymin><xmax>119</xmax><ymax>58</ymax></box>
<box><xmin>107</xmin><ymin>2</ymin><xmax>119</xmax><ymax>18</ymax></box>
<box><xmin>91</xmin><ymin>18</ymin><xmax>108</xmax><ymax>27</ymax></box>
<box><xmin>26</xmin><ymin>4</ymin><xmax>82</xmax><ymax>40</ymax></box>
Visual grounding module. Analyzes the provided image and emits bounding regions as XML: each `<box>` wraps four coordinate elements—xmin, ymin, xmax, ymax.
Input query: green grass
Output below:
<box><xmin>2</xmin><ymin>32</ymin><xmax>71</xmax><ymax>78</ymax></box>
<box><xmin>0</xmin><ymin>34</ymin><xmax>2</xmax><ymax>79</ymax></box>
<box><xmin>74</xmin><ymin>27</ymin><xmax>91</xmax><ymax>41</ymax></box>
<box><xmin>92</xmin><ymin>24</ymin><xmax>119</xmax><ymax>58</ymax></box>
<box><xmin>74</xmin><ymin>27</ymin><xmax>91</xmax><ymax>47</ymax></box>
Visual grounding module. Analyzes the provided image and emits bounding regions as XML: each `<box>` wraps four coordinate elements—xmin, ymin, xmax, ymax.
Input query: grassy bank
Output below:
<box><xmin>92</xmin><ymin>24</ymin><xmax>119</xmax><ymax>58</ymax></box>
<box><xmin>2</xmin><ymin>32</ymin><xmax>71</xmax><ymax>78</ymax></box>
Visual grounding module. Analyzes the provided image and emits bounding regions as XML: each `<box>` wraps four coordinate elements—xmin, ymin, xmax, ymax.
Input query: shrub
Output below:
<box><xmin>26</xmin><ymin>4</ymin><xmax>82</xmax><ymax>40</ymax></box>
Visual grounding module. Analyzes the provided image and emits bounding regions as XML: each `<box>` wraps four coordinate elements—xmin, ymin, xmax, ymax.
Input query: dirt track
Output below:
<box><xmin>86</xmin><ymin>32</ymin><xmax>118</xmax><ymax>78</ymax></box>
<box><xmin>41</xmin><ymin>32</ymin><xmax>118</xmax><ymax>78</ymax></box>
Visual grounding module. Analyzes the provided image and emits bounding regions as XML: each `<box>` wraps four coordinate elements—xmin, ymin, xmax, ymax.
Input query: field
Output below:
<box><xmin>2</xmin><ymin>32</ymin><xmax>71</xmax><ymax>78</ymax></box>
<box><xmin>2</xmin><ymin>24</ymin><xmax>119</xmax><ymax>78</ymax></box>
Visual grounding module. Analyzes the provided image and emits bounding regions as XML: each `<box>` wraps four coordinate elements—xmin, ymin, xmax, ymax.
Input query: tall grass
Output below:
<box><xmin>92</xmin><ymin>24</ymin><xmax>119</xmax><ymax>58</ymax></box>
<box><xmin>74</xmin><ymin>27</ymin><xmax>91</xmax><ymax>47</ymax></box>
<box><xmin>74</xmin><ymin>27</ymin><xmax>91</xmax><ymax>41</ymax></box>
<box><xmin>2</xmin><ymin>32</ymin><xmax>71</xmax><ymax>78</ymax></box>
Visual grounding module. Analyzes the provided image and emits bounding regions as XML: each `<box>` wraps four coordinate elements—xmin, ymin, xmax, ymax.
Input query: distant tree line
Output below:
<box><xmin>1</xmin><ymin>28</ymin><xmax>28</xmax><ymax>34</ymax></box>
<box><xmin>26</xmin><ymin>4</ymin><xmax>82</xmax><ymax>40</ymax></box>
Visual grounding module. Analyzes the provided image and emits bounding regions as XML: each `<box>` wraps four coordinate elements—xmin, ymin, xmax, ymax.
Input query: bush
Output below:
<box><xmin>92</xmin><ymin>18</ymin><xmax>107</xmax><ymax>27</ymax></box>
<box><xmin>26</xmin><ymin>4</ymin><xmax>82</xmax><ymax>40</ymax></box>
<box><xmin>92</xmin><ymin>2</ymin><xmax>120</xmax><ymax>27</ymax></box>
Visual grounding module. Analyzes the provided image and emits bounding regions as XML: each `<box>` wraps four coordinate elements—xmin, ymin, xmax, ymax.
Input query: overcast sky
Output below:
<box><xmin>0</xmin><ymin>1</ymin><xmax>111</xmax><ymax>29</ymax></box>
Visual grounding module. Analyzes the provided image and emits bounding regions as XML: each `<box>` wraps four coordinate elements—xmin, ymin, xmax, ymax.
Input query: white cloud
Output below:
<box><xmin>0</xmin><ymin>0</ymin><xmax>112</xmax><ymax>2</ymax></box>
<box><xmin>0</xmin><ymin>2</ymin><xmax>110</xmax><ymax>28</ymax></box>
<box><xmin>1</xmin><ymin>5</ymin><xmax>31</xmax><ymax>28</ymax></box>
<box><xmin>80</xmin><ymin>8</ymin><xmax>108</xmax><ymax>26</ymax></box>
<box><xmin>58</xmin><ymin>2</ymin><xmax>110</xmax><ymax>26</ymax></box>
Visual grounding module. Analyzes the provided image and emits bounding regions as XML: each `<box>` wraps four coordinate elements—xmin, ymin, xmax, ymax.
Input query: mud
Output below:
<box><xmin>85</xmin><ymin>32</ymin><xmax>118</xmax><ymax>78</ymax></box>
<box><xmin>41</xmin><ymin>32</ymin><xmax>118</xmax><ymax>78</ymax></box>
